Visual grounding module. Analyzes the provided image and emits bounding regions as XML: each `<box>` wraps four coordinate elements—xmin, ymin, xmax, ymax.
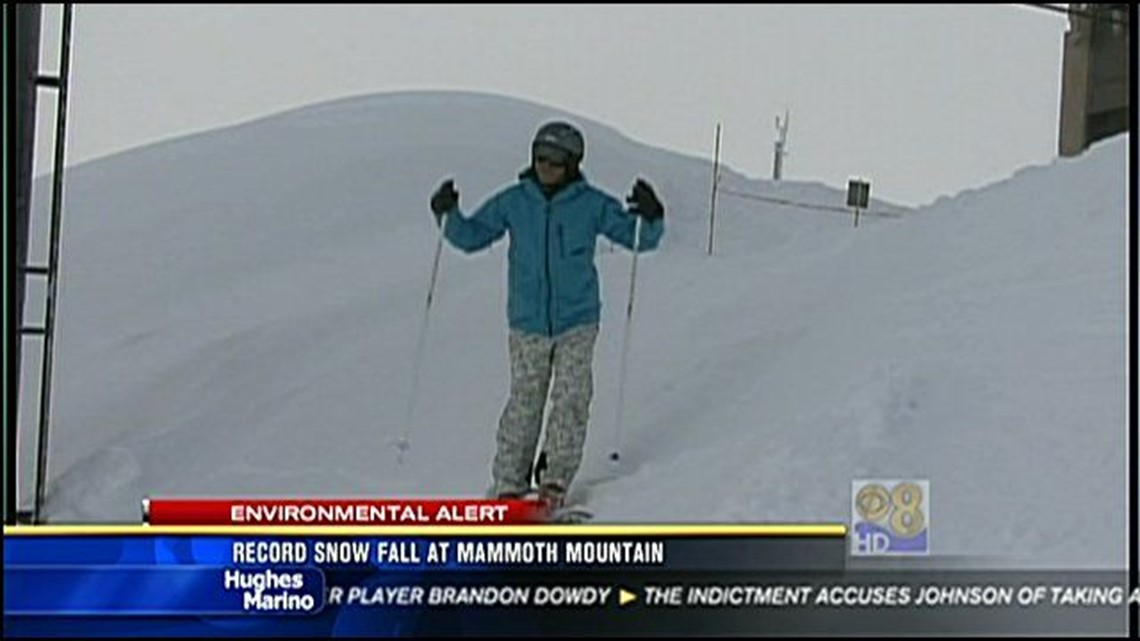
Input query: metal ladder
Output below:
<box><xmin>17</xmin><ymin>4</ymin><xmax>74</xmax><ymax>525</ymax></box>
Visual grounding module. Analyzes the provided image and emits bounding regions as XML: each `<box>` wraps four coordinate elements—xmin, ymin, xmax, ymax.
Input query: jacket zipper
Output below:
<box><xmin>545</xmin><ymin>202</ymin><xmax>555</xmax><ymax>336</ymax></box>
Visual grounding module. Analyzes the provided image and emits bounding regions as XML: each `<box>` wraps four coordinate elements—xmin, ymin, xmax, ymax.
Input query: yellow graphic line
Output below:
<box><xmin>5</xmin><ymin>524</ymin><xmax>847</xmax><ymax>537</ymax></box>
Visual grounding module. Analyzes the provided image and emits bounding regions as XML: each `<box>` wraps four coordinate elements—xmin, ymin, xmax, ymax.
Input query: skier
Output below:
<box><xmin>428</xmin><ymin>121</ymin><xmax>665</xmax><ymax>511</ymax></box>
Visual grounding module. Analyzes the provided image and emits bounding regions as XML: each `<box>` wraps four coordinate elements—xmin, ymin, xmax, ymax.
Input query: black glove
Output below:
<box><xmin>430</xmin><ymin>179</ymin><xmax>459</xmax><ymax>222</ymax></box>
<box><xmin>626</xmin><ymin>179</ymin><xmax>663</xmax><ymax>221</ymax></box>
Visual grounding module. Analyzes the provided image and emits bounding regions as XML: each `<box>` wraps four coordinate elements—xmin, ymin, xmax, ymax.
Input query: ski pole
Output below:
<box><xmin>610</xmin><ymin>215</ymin><xmax>643</xmax><ymax>465</ymax></box>
<box><xmin>395</xmin><ymin>213</ymin><xmax>448</xmax><ymax>464</ymax></box>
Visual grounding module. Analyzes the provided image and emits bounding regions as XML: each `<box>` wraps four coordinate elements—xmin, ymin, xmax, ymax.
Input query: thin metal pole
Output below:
<box><xmin>395</xmin><ymin>214</ymin><xmax>448</xmax><ymax>464</ymax></box>
<box><xmin>33</xmin><ymin>4</ymin><xmax>74</xmax><ymax>525</ymax></box>
<box><xmin>610</xmin><ymin>215</ymin><xmax>643</xmax><ymax>463</ymax></box>
<box><xmin>707</xmin><ymin>124</ymin><xmax>721</xmax><ymax>256</ymax></box>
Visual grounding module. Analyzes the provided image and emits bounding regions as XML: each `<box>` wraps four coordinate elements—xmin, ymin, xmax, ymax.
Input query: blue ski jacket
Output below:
<box><xmin>441</xmin><ymin>170</ymin><xmax>664</xmax><ymax>338</ymax></box>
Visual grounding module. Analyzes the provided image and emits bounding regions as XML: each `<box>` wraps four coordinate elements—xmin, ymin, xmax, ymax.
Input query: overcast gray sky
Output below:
<box><xmin>36</xmin><ymin>4</ymin><xmax>1071</xmax><ymax>206</ymax></box>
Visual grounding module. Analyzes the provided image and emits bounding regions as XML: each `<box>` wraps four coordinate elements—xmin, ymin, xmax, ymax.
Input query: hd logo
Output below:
<box><xmin>851</xmin><ymin>480</ymin><xmax>929</xmax><ymax>556</ymax></box>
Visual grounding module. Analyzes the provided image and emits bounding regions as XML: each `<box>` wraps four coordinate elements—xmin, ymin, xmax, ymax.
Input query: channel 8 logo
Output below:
<box><xmin>851</xmin><ymin>480</ymin><xmax>929</xmax><ymax>556</ymax></box>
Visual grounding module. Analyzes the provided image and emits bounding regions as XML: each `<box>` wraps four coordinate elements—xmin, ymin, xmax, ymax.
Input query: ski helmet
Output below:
<box><xmin>532</xmin><ymin>121</ymin><xmax>584</xmax><ymax>166</ymax></box>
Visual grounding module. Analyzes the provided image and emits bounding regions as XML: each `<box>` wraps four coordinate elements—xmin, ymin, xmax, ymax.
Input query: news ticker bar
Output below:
<box><xmin>8</xmin><ymin>566</ymin><xmax>1136</xmax><ymax>617</ymax></box>
<box><xmin>4</xmin><ymin>532</ymin><xmax>1133</xmax><ymax>636</ymax></box>
<box><xmin>4</xmin><ymin>530</ymin><xmax>845</xmax><ymax>618</ymax></box>
<box><xmin>5</xmin><ymin>557</ymin><xmax>1133</xmax><ymax>634</ymax></box>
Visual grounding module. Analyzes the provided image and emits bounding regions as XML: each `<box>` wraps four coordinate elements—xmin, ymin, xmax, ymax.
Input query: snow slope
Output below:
<box><xmin>24</xmin><ymin>91</ymin><xmax>1127</xmax><ymax>569</ymax></box>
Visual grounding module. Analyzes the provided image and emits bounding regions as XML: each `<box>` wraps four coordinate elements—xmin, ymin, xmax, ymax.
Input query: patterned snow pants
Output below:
<box><xmin>491</xmin><ymin>323</ymin><xmax>599</xmax><ymax>497</ymax></box>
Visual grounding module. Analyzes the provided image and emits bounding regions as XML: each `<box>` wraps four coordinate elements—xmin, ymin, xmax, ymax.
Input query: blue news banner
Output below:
<box><xmin>3</xmin><ymin>527</ymin><xmax>1131</xmax><ymax>636</ymax></box>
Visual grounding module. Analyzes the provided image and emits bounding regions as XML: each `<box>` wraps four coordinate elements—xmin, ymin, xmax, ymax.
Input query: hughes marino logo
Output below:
<box><xmin>851</xmin><ymin>480</ymin><xmax>929</xmax><ymax>556</ymax></box>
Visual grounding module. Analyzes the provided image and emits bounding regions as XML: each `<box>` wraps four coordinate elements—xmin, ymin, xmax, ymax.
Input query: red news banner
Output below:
<box><xmin>144</xmin><ymin>499</ymin><xmax>549</xmax><ymax>526</ymax></box>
